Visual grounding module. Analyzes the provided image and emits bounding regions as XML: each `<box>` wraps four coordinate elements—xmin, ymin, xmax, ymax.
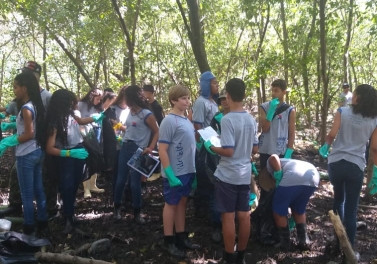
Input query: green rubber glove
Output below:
<box><xmin>116</xmin><ymin>135</ymin><xmax>122</xmax><ymax>142</ymax></box>
<box><xmin>1</xmin><ymin>122</ymin><xmax>16</xmax><ymax>131</ymax></box>
<box><xmin>92</xmin><ymin>112</ymin><xmax>105</xmax><ymax>123</ymax></box>
<box><xmin>191</xmin><ymin>174</ymin><xmax>197</xmax><ymax>190</ymax></box>
<box><xmin>0</xmin><ymin>135</ymin><xmax>19</xmax><ymax>156</ymax></box>
<box><xmin>368</xmin><ymin>165</ymin><xmax>377</xmax><ymax>195</ymax></box>
<box><xmin>0</xmin><ymin>113</ymin><xmax>6</xmax><ymax>119</ymax></box>
<box><xmin>284</xmin><ymin>148</ymin><xmax>294</xmax><ymax>159</ymax></box>
<box><xmin>214</xmin><ymin>112</ymin><xmax>224</xmax><ymax>123</ymax></box>
<box><xmin>288</xmin><ymin>216</ymin><xmax>296</xmax><ymax>231</ymax></box>
<box><xmin>204</xmin><ymin>140</ymin><xmax>216</xmax><ymax>155</ymax></box>
<box><xmin>251</xmin><ymin>162</ymin><xmax>259</xmax><ymax>177</ymax></box>
<box><xmin>273</xmin><ymin>170</ymin><xmax>283</xmax><ymax>187</ymax></box>
<box><xmin>249</xmin><ymin>193</ymin><xmax>257</xmax><ymax>206</ymax></box>
<box><xmin>319</xmin><ymin>143</ymin><xmax>330</xmax><ymax>158</ymax></box>
<box><xmin>60</xmin><ymin>148</ymin><xmax>89</xmax><ymax>159</ymax></box>
<box><xmin>164</xmin><ymin>165</ymin><xmax>182</xmax><ymax>187</ymax></box>
<box><xmin>9</xmin><ymin>116</ymin><xmax>17</xmax><ymax>122</ymax></box>
<box><xmin>266</xmin><ymin>98</ymin><xmax>280</xmax><ymax>121</ymax></box>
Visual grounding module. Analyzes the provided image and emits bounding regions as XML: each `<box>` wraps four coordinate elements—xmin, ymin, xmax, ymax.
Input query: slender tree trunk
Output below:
<box><xmin>53</xmin><ymin>34</ymin><xmax>94</xmax><ymax>89</ymax></box>
<box><xmin>177</xmin><ymin>0</ymin><xmax>211</xmax><ymax>73</ymax></box>
<box><xmin>0</xmin><ymin>54</ymin><xmax>5</xmax><ymax>105</ymax></box>
<box><xmin>111</xmin><ymin>0</ymin><xmax>141</xmax><ymax>85</ymax></box>
<box><xmin>280</xmin><ymin>0</ymin><xmax>289</xmax><ymax>103</ymax></box>
<box><xmin>319</xmin><ymin>0</ymin><xmax>329</xmax><ymax>144</ymax></box>
<box><xmin>343</xmin><ymin>0</ymin><xmax>354</xmax><ymax>85</ymax></box>
<box><xmin>42</xmin><ymin>29</ymin><xmax>50</xmax><ymax>91</ymax></box>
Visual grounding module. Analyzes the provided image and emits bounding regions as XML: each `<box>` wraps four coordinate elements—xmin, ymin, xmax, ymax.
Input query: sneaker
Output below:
<box><xmin>163</xmin><ymin>243</ymin><xmax>185</xmax><ymax>258</ymax></box>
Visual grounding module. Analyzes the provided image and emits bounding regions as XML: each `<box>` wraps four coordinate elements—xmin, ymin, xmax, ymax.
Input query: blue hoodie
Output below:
<box><xmin>199</xmin><ymin>71</ymin><xmax>215</xmax><ymax>99</ymax></box>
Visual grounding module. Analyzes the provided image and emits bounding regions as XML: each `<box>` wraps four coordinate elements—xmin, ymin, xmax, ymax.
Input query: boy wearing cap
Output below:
<box><xmin>259</xmin><ymin>79</ymin><xmax>296</xmax><ymax>169</ymax></box>
<box><xmin>205</xmin><ymin>78</ymin><xmax>258</xmax><ymax>264</ymax></box>
<box><xmin>142</xmin><ymin>84</ymin><xmax>165</xmax><ymax>126</ymax></box>
<box><xmin>339</xmin><ymin>82</ymin><xmax>353</xmax><ymax>107</ymax></box>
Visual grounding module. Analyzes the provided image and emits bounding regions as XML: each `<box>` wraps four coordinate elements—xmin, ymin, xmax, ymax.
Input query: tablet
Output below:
<box><xmin>127</xmin><ymin>148</ymin><xmax>160</xmax><ymax>178</ymax></box>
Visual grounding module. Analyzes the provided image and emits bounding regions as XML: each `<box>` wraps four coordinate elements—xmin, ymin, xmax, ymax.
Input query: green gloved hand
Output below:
<box><xmin>191</xmin><ymin>174</ymin><xmax>197</xmax><ymax>190</ymax></box>
<box><xmin>1</xmin><ymin>122</ymin><xmax>16</xmax><ymax>131</ymax></box>
<box><xmin>0</xmin><ymin>135</ymin><xmax>19</xmax><ymax>156</ymax></box>
<box><xmin>0</xmin><ymin>113</ymin><xmax>6</xmax><ymax>119</ymax></box>
<box><xmin>249</xmin><ymin>193</ymin><xmax>257</xmax><ymax>207</ymax></box>
<box><xmin>273</xmin><ymin>170</ymin><xmax>283</xmax><ymax>187</ymax></box>
<box><xmin>319</xmin><ymin>143</ymin><xmax>330</xmax><ymax>158</ymax></box>
<box><xmin>368</xmin><ymin>165</ymin><xmax>377</xmax><ymax>195</ymax></box>
<box><xmin>9</xmin><ymin>116</ymin><xmax>17</xmax><ymax>122</ymax></box>
<box><xmin>251</xmin><ymin>162</ymin><xmax>259</xmax><ymax>177</ymax></box>
<box><xmin>92</xmin><ymin>112</ymin><xmax>105</xmax><ymax>123</ymax></box>
<box><xmin>116</xmin><ymin>135</ymin><xmax>123</xmax><ymax>142</ymax></box>
<box><xmin>164</xmin><ymin>165</ymin><xmax>183</xmax><ymax>187</ymax></box>
<box><xmin>60</xmin><ymin>148</ymin><xmax>89</xmax><ymax>159</ymax></box>
<box><xmin>204</xmin><ymin>140</ymin><xmax>216</xmax><ymax>155</ymax></box>
<box><xmin>214</xmin><ymin>112</ymin><xmax>224</xmax><ymax>123</ymax></box>
<box><xmin>284</xmin><ymin>148</ymin><xmax>294</xmax><ymax>159</ymax></box>
<box><xmin>266</xmin><ymin>98</ymin><xmax>280</xmax><ymax>121</ymax></box>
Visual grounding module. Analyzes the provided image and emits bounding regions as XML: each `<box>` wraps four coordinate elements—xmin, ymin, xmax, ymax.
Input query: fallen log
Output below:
<box><xmin>358</xmin><ymin>204</ymin><xmax>377</xmax><ymax>210</ymax></box>
<box><xmin>328</xmin><ymin>210</ymin><xmax>358</xmax><ymax>264</ymax></box>
<box><xmin>35</xmin><ymin>252</ymin><xmax>112</xmax><ymax>264</ymax></box>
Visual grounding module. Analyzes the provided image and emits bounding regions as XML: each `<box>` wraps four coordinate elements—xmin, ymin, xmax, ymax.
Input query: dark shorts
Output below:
<box><xmin>272</xmin><ymin>185</ymin><xmax>316</xmax><ymax>216</ymax></box>
<box><xmin>214</xmin><ymin>179</ymin><xmax>250</xmax><ymax>213</ymax></box>
<box><xmin>163</xmin><ymin>173</ymin><xmax>194</xmax><ymax>205</ymax></box>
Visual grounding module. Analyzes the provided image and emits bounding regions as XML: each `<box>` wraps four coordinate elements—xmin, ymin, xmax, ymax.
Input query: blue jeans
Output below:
<box><xmin>329</xmin><ymin>159</ymin><xmax>363</xmax><ymax>246</ymax></box>
<box><xmin>16</xmin><ymin>148</ymin><xmax>47</xmax><ymax>226</ymax></box>
<box><xmin>114</xmin><ymin>141</ymin><xmax>142</xmax><ymax>209</ymax></box>
<box><xmin>59</xmin><ymin>149</ymin><xmax>86</xmax><ymax>218</ymax></box>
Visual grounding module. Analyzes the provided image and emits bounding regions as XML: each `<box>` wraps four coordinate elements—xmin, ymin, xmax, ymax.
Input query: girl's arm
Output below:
<box><xmin>17</xmin><ymin>108</ymin><xmax>34</xmax><ymax>143</ymax></box>
<box><xmin>45</xmin><ymin>128</ymin><xmax>61</xmax><ymax>156</ymax></box>
<box><xmin>144</xmin><ymin>114</ymin><xmax>159</xmax><ymax>154</ymax></box>
<box><xmin>326</xmin><ymin>111</ymin><xmax>341</xmax><ymax>144</ymax></box>
<box><xmin>158</xmin><ymin>142</ymin><xmax>170</xmax><ymax>168</ymax></box>
<box><xmin>370</xmin><ymin>127</ymin><xmax>377</xmax><ymax>166</ymax></box>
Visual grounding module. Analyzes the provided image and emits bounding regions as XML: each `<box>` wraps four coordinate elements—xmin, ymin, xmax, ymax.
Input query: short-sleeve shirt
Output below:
<box><xmin>259</xmin><ymin>101</ymin><xmax>294</xmax><ymax>155</ymax></box>
<box><xmin>40</xmin><ymin>88</ymin><xmax>52</xmax><ymax>109</ymax></box>
<box><xmin>159</xmin><ymin>113</ymin><xmax>196</xmax><ymax>177</ymax></box>
<box><xmin>339</xmin><ymin>91</ymin><xmax>353</xmax><ymax>107</ymax></box>
<box><xmin>54</xmin><ymin>112</ymin><xmax>83</xmax><ymax>149</ymax></box>
<box><xmin>214</xmin><ymin>111</ymin><xmax>258</xmax><ymax>185</ymax></box>
<box><xmin>78</xmin><ymin>101</ymin><xmax>101</xmax><ymax>133</ymax></box>
<box><xmin>124</xmin><ymin>108</ymin><xmax>153</xmax><ymax>148</ymax></box>
<box><xmin>16</xmin><ymin>101</ymin><xmax>38</xmax><ymax>156</ymax></box>
<box><xmin>328</xmin><ymin>107</ymin><xmax>377</xmax><ymax>170</ymax></box>
<box><xmin>267</xmin><ymin>158</ymin><xmax>319</xmax><ymax>187</ymax></box>
<box><xmin>192</xmin><ymin>96</ymin><xmax>218</xmax><ymax>128</ymax></box>
<box><xmin>6</xmin><ymin>101</ymin><xmax>18</xmax><ymax>116</ymax></box>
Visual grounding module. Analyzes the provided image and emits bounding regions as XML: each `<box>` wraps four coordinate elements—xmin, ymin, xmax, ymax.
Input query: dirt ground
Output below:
<box><xmin>0</xmin><ymin>141</ymin><xmax>377</xmax><ymax>264</ymax></box>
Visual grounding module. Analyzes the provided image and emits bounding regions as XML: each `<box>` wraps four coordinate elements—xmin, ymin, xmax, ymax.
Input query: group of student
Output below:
<box><xmin>1</xmin><ymin>62</ymin><xmax>377</xmax><ymax>264</ymax></box>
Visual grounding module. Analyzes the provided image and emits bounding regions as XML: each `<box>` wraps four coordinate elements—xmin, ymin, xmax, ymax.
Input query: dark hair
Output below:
<box><xmin>14</xmin><ymin>71</ymin><xmax>45</xmax><ymax>147</ymax></box>
<box><xmin>143</xmin><ymin>84</ymin><xmax>155</xmax><ymax>93</ymax></box>
<box><xmin>102</xmin><ymin>91</ymin><xmax>117</xmax><ymax>103</ymax></box>
<box><xmin>271</xmin><ymin>79</ymin><xmax>287</xmax><ymax>91</ymax></box>
<box><xmin>42</xmin><ymin>89</ymin><xmax>78</xmax><ymax>148</ymax></box>
<box><xmin>225</xmin><ymin>78</ymin><xmax>245</xmax><ymax>102</ymax></box>
<box><xmin>352</xmin><ymin>84</ymin><xmax>377</xmax><ymax>118</ymax></box>
<box><xmin>124</xmin><ymin>85</ymin><xmax>150</xmax><ymax>109</ymax></box>
<box><xmin>80</xmin><ymin>88</ymin><xmax>103</xmax><ymax>111</ymax></box>
<box><xmin>113</xmin><ymin>86</ymin><xmax>128</xmax><ymax>107</ymax></box>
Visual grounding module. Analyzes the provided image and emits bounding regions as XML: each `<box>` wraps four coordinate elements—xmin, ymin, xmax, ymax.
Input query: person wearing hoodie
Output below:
<box><xmin>192</xmin><ymin>71</ymin><xmax>219</xmax><ymax>142</ymax></box>
<box><xmin>192</xmin><ymin>71</ymin><xmax>219</xmax><ymax>218</ymax></box>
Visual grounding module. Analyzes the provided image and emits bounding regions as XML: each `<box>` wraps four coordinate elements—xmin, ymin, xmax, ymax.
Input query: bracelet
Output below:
<box><xmin>66</xmin><ymin>150</ymin><xmax>70</xmax><ymax>157</ymax></box>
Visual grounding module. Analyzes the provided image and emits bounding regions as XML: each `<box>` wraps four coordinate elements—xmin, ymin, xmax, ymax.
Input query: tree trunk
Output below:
<box><xmin>319</xmin><ymin>0</ymin><xmax>329</xmax><ymax>144</ymax></box>
<box><xmin>111</xmin><ymin>0</ymin><xmax>141</xmax><ymax>85</ymax></box>
<box><xmin>301</xmin><ymin>0</ymin><xmax>317</xmax><ymax>127</ymax></box>
<box><xmin>42</xmin><ymin>29</ymin><xmax>50</xmax><ymax>91</ymax></box>
<box><xmin>280</xmin><ymin>0</ymin><xmax>289</xmax><ymax>103</ymax></box>
<box><xmin>343</xmin><ymin>0</ymin><xmax>354</xmax><ymax>85</ymax></box>
<box><xmin>53</xmin><ymin>34</ymin><xmax>94</xmax><ymax>89</ymax></box>
<box><xmin>177</xmin><ymin>0</ymin><xmax>211</xmax><ymax>73</ymax></box>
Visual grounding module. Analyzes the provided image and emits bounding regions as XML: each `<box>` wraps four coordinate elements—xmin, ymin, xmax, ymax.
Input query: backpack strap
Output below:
<box><xmin>273</xmin><ymin>103</ymin><xmax>290</xmax><ymax>119</ymax></box>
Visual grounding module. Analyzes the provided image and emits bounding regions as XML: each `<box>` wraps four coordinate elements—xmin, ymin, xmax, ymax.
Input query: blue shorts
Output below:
<box><xmin>272</xmin><ymin>185</ymin><xmax>316</xmax><ymax>216</ymax></box>
<box><xmin>215</xmin><ymin>179</ymin><xmax>250</xmax><ymax>213</ymax></box>
<box><xmin>163</xmin><ymin>173</ymin><xmax>194</xmax><ymax>205</ymax></box>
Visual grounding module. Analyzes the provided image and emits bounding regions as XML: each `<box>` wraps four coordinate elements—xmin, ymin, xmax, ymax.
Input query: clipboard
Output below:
<box><xmin>127</xmin><ymin>148</ymin><xmax>160</xmax><ymax>178</ymax></box>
